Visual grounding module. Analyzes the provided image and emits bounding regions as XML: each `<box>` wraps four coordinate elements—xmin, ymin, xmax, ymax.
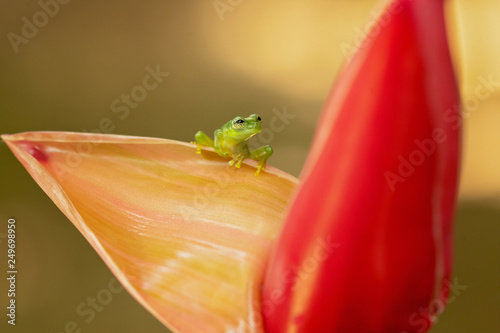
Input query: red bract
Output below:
<box><xmin>262</xmin><ymin>0</ymin><xmax>461</xmax><ymax>332</ymax></box>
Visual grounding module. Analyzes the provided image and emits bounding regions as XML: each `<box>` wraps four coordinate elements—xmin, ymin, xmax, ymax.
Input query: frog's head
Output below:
<box><xmin>228</xmin><ymin>114</ymin><xmax>262</xmax><ymax>142</ymax></box>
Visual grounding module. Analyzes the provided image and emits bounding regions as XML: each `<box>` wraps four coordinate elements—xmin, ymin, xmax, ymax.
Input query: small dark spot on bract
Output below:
<box><xmin>20</xmin><ymin>142</ymin><xmax>48</xmax><ymax>163</ymax></box>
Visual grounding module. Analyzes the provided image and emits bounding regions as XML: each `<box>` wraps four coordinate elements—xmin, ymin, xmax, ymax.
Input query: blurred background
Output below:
<box><xmin>0</xmin><ymin>0</ymin><xmax>498</xmax><ymax>332</ymax></box>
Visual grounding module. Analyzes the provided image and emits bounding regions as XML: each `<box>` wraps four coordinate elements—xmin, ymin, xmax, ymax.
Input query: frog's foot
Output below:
<box><xmin>229</xmin><ymin>155</ymin><xmax>245</xmax><ymax>168</ymax></box>
<box><xmin>255</xmin><ymin>162</ymin><xmax>266</xmax><ymax>176</ymax></box>
<box><xmin>190</xmin><ymin>141</ymin><xmax>203</xmax><ymax>154</ymax></box>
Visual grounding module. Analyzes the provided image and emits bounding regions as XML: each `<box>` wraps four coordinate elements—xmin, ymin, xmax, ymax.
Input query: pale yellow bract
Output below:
<box><xmin>2</xmin><ymin>131</ymin><xmax>298</xmax><ymax>333</ymax></box>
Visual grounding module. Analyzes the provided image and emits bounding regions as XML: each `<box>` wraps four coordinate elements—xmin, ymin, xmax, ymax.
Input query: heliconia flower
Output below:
<box><xmin>262</xmin><ymin>0</ymin><xmax>461</xmax><ymax>332</ymax></box>
<box><xmin>3</xmin><ymin>0</ymin><xmax>460</xmax><ymax>332</ymax></box>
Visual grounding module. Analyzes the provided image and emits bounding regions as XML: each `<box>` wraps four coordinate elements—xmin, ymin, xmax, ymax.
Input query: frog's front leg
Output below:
<box><xmin>250</xmin><ymin>145</ymin><xmax>273</xmax><ymax>175</ymax></box>
<box><xmin>193</xmin><ymin>131</ymin><xmax>214</xmax><ymax>154</ymax></box>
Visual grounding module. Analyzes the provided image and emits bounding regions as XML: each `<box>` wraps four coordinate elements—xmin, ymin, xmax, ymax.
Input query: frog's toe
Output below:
<box><xmin>190</xmin><ymin>142</ymin><xmax>199</xmax><ymax>153</ymax></box>
<box><xmin>255</xmin><ymin>163</ymin><xmax>266</xmax><ymax>176</ymax></box>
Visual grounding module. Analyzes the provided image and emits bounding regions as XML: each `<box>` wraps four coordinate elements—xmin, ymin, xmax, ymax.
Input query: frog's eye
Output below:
<box><xmin>250</xmin><ymin>114</ymin><xmax>262</xmax><ymax>122</ymax></box>
<box><xmin>232</xmin><ymin>118</ymin><xmax>246</xmax><ymax>130</ymax></box>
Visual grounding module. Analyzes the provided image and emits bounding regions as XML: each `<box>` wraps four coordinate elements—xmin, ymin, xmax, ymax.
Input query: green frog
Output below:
<box><xmin>193</xmin><ymin>114</ymin><xmax>273</xmax><ymax>176</ymax></box>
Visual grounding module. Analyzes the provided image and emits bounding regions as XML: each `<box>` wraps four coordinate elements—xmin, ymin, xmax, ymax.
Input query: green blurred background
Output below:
<box><xmin>0</xmin><ymin>0</ymin><xmax>498</xmax><ymax>332</ymax></box>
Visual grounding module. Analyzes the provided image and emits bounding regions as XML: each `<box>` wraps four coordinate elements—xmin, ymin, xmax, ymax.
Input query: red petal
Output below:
<box><xmin>262</xmin><ymin>0</ymin><xmax>461</xmax><ymax>332</ymax></box>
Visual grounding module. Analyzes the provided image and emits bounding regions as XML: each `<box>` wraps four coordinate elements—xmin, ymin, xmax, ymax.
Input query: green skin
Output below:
<box><xmin>193</xmin><ymin>114</ymin><xmax>273</xmax><ymax>175</ymax></box>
